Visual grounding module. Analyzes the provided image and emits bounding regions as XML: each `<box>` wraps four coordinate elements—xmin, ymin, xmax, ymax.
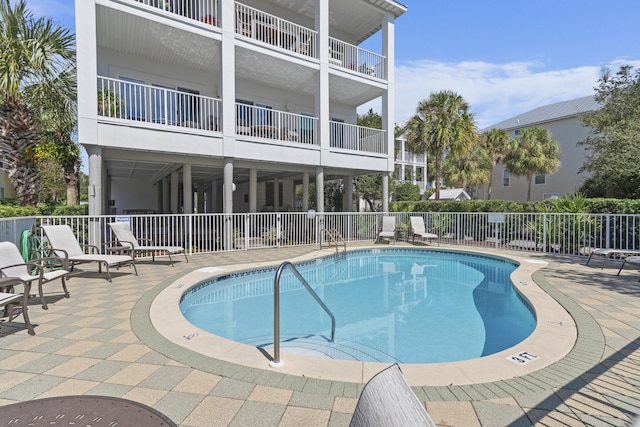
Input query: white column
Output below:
<box><xmin>162</xmin><ymin>176</ymin><xmax>170</xmax><ymax>213</ymax></box>
<box><xmin>316</xmin><ymin>0</ymin><xmax>329</xmax><ymax>154</ymax></box>
<box><xmin>171</xmin><ymin>171</ymin><xmax>179</xmax><ymax>213</ymax></box>
<box><xmin>316</xmin><ymin>167</ymin><xmax>324</xmax><ymax>213</ymax></box>
<box><xmin>197</xmin><ymin>182</ymin><xmax>205</xmax><ymax>213</ymax></box>
<box><xmin>87</xmin><ymin>146</ymin><xmax>103</xmax><ymax>216</ymax></box>
<box><xmin>302</xmin><ymin>172</ymin><xmax>309</xmax><ymax>212</ymax></box>
<box><xmin>249</xmin><ymin>169</ymin><xmax>257</xmax><ymax>213</ymax></box>
<box><xmin>344</xmin><ymin>175</ymin><xmax>353</xmax><ymax>212</ymax></box>
<box><xmin>182</xmin><ymin>164</ymin><xmax>192</xmax><ymax>214</ymax></box>
<box><xmin>273</xmin><ymin>178</ymin><xmax>280</xmax><ymax>211</ymax></box>
<box><xmin>223</xmin><ymin>158</ymin><xmax>234</xmax><ymax>214</ymax></box>
<box><xmin>382</xmin><ymin>12</ymin><xmax>396</xmax><ymax>185</ymax></box>
<box><xmin>220</xmin><ymin>0</ymin><xmax>235</xmax><ymax>157</ymax></box>
<box><xmin>382</xmin><ymin>173</ymin><xmax>389</xmax><ymax>213</ymax></box>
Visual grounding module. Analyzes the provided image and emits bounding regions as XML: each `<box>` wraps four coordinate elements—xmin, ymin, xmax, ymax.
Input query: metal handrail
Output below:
<box><xmin>270</xmin><ymin>261</ymin><xmax>335</xmax><ymax>367</ymax></box>
<box><xmin>321</xmin><ymin>228</ymin><xmax>346</xmax><ymax>254</ymax></box>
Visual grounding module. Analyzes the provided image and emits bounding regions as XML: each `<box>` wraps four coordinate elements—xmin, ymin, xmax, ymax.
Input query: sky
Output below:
<box><xmin>25</xmin><ymin>0</ymin><xmax>640</xmax><ymax>130</ymax></box>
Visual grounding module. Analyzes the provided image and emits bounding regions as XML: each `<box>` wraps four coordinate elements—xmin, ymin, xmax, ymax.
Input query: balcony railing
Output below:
<box><xmin>330</xmin><ymin>122</ymin><xmax>386</xmax><ymax>154</ymax></box>
<box><xmin>329</xmin><ymin>37</ymin><xmax>386</xmax><ymax>79</ymax></box>
<box><xmin>97</xmin><ymin>76</ymin><xmax>221</xmax><ymax>132</ymax></box>
<box><xmin>236</xmin><ymin>103</ymin><xmax>318</xmax><ymax>145</ymax></box>
<box><xmin>235</xmin><ymin>3</ymin><xmax>317</xmax><ymax>59</ymax></box>
<box><xmin>133</xmin><ymin>0</ymin><xmax>219</xmax><ymax>27</ymax></box>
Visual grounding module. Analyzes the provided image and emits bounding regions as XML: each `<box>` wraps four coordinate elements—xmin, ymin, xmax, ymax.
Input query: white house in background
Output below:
<box><xmin>478</xmin><ymin>95</ymin><xmax>600</xmax><ymax>202</ymax></box>
<box><xmin>428</xmin><ymin>188</ymin><xmax>470</xmax><ymax>201</ymax></box>
<box><xmin>76</xmin><ymin>0</ymin><xmax>406</xmax><ymax>215</ymax></box>
<box><xmin>394</xmin><ymin>124</ymin><xmax>428</xmax><ymax>198</ymax></box>
<box><xmin>0</xmin><ymin>167</ymin><xmax>16</xmax><ymax>201</ymax></box>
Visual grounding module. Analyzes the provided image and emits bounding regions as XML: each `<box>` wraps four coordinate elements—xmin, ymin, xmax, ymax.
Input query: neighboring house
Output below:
<box><xmin>76</xmin><ymin>0</ymin><xmax>406</xmax><ymax>215</ymax></box>
<box><xmin>394</xmin><ymin>124</ymin><xmax>428</xmax><ymax>198</ymax></box>
<box><xmin>477</xmin><ymin>95</ymin><xmax>600</xmax><ymax>202</ymax></box>
<box><xmin>428</xmin><ymin>188</ymin><xmax>470</xmax><ymax>201</ymax></box>
<box><xmin>0</xmin><ymin>165</ymin><xmax>16</xmax><ymax>202</ymax></box>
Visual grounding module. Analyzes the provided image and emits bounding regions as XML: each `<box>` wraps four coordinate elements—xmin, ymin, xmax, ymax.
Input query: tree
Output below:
<box><xmin>404</xmin><ymin>90</ymin><xmax>476</xmax><ymax>200</ymax></box>
<box><xmin>579</xmin><ymin>65</ymin><xmax>640</xmax><ymax>198</ymax></box>
<box><xmin>504</xmin><ymin>126</ymin><xmax>561</xmax><ymax>202</ymax></box>
<box><xmin>0</xmin><ymin>0</ymin><xmax>76</xmax><ymax>206</ymax></box>
<box><xmin>480</xmin><ymin>128</ymin><xmax>510</xmax><ymax>199</ymax></box>
<box><xmin>442</xmin><ymin>143</ymin><xmax>491</xmax><ymax>196</ymax></box>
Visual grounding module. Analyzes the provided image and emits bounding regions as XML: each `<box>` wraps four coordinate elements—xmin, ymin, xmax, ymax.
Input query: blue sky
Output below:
<box><xmin>26</xmin><ymin>0</ymin><xmax>640</xmax><ymax>129</ymax></box>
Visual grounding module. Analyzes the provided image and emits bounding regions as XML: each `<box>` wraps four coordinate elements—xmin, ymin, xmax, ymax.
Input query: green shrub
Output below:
<box><xmin>394</xmin><ymin>183</ymin><xmax>421</xmax><ymax>202</ymax></box>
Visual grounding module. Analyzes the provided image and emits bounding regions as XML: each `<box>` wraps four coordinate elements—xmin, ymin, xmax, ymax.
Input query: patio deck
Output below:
<box><xmin>0</xmin><ymin>242</ymin><xmax>639</xmax><ymax>426</ymax></box>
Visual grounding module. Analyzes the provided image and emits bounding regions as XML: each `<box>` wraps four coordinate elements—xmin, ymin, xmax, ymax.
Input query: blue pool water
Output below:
<box><xmin>180</xmin><ymin>249</ymin><xmax>536</xmax><ymax>363</ymax></box>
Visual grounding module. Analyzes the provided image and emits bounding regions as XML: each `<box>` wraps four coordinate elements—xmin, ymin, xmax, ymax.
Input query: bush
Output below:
<box><xmin>0</xmin><ymin>202</ymin><xmax>88</xmax><ymax>218</ymax></box>
<box><xmin>394</xmin><ymin>183</ymin><xmax>421</xmax><ymax>202</ymax></box>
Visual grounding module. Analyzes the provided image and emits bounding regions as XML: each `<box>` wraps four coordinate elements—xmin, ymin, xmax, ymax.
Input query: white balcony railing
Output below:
<box><xmin>330</xmin><ymin>122</ymin><xmax>386</xmax><ymax>154</ymax></box>
<box><xmin>329</xmin><ymin>37</ymin><xmax>386</xmax><ymax>79</ymax></box>
<box><xmin>97</xmin><ymin>76</ymin><xmax>221</xmax><ymax>132</ymax></box>
<box><xmin>133</xmin><ymin>0</ymin><xmax>219</xmax><ymax>27</ymax></box>
<box><xmin>236</xmin><ymin>103</ymin><xmax>318</xmax><ymax>145</ymax></box>
<box><xmin>235</xmin><ymin>3</ymin><xmax>317</xmax><ymax>59</ymax></box>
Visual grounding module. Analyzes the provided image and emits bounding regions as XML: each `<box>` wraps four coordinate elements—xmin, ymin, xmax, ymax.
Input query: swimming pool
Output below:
<box><xmin>180</xmin><ymin>248</ymin><xmax>536</xmax><ymax>364</ymax></box>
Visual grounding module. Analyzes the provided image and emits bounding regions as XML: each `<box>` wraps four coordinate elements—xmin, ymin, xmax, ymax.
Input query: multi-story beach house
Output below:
<box><xmin>394</xmin><ymin>128</ymin><xmax>428</xmax><ymax>198</ymax></box>
<box><xmin>76</xmin><ymin>0</ymin><xmax>406</xmax><ymax>216</ymax></box>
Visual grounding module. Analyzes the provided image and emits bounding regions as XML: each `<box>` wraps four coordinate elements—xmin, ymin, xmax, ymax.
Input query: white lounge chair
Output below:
<box><xmin>41</xmin><ymin>225</ymin><xmax>137</xmax><ymax>282</ymax></box>
<box><xmin>350</xmin><ymin>364</ymin><xmax>436</xmax><ymax>427</ymax></box>
<box><xmin>409</xmin><ymin>216</ymin><xmax>438</xmax><ymax>245</ymax></box>
<box><xmin>0</xmin><ymin>276</ymin><xmax>35</xmax><ymax>335</ymax></box>
<box><xmin>0</xmin><ymin>241</ymin><xmax>69</xmax><ymax>310</ymax></box>
<box><xmin>585</xmin><ymin>248</ymin><xmax>640</xmax><ymax>269</ymax></box>
<box><xmin>617</xmin><ymin>255</ymin><xmax>640</xmax><ymax>281</ymax></box>
<box><xmin>377</xmin><ymin>216</ymin><xmax>396</xmax><ymax>243</ymax></box>
<box><xmin>107</xmin><ymin>222</ymin><xmax>187</xmax><ymax>266</ymax></box>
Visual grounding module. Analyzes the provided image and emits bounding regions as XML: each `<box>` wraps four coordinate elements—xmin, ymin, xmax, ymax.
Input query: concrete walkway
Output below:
<box><xmin>0</xmin><ymin>244</ymin><xmax>639</xmax><ymax>426</ymax></box>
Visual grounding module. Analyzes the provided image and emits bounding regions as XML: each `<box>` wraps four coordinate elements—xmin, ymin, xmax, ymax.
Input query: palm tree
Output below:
<box><xmin>504</xmin><ymin>127</ymin><xmax>561</xmax><ymax>202</ymax></box>
<box><xmin>0</xmin><ymin>0</ymin><xmax>76</xmax><ymax>205</ymax></box>
<box><xmin>480</xmin><ymin>128</ymin><xmax>510</xmax><ymax>199</ymax></box>
<box><xmin>442</xmin><ymin>143</ymin><xmax>491</xmax><ymax>196</ymax></box>
<box><xmin>404</xmin><ymin>90</ymin><xmax>476</xmax><ymax>200</ymax></box>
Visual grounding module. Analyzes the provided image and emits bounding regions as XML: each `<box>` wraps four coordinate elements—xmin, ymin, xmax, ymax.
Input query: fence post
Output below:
<box><xmin>605</xmin><ymin>215</ymin><xmax>611</xmax><ymax>249</ymax></box>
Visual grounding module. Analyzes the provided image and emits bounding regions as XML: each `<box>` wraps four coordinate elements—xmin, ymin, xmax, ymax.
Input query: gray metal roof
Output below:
<box><xmin>486</xmin><ymin>95</ymin><xmax>601</xmax><ymax>131</ymax></box>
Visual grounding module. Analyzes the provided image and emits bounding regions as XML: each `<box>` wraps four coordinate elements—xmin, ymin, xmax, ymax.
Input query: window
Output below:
<box><xmin>543</xmin><ymin>193</ymin><xmax>560</xmax><ymax>200</ymax></box>
<box><xmin>119</xmin><ymin>77</ymin><xmax>146</xmax><ymax>121</ymax></box>
<box><xmin>514</xmin><ymin>129</ymin><xmax>521</xmax><ymax>136</ymax></box>
<box><xmin>177</xmin><ymin>87</ymin><xmax>200</xmax><ymax>124</ymax></box>
<box><xmin>255</xmin><ymin>103</ymin><xmax>273</xmax><ymax>126</ymax></box>
<box><xmin>300</xmin><ymin>113</ymin><xmax>315</xmax><ymax>144</ymax></box>
<box><xmin>150</xmin><ymin>83</ymin><xmax>175</xmax><ymax>125</ymax></box>
<box><xmin>534</xmin><ymin>173</ymin><xmax>546</xmax><ymax>185</ymax></box>
<box><xmin>331</xmin><ymin>118</ymin><xmax>344</xmax><ymax>148</ymax></box>
<box><xmin>503</xmin><ymin>170</ymin><xmax>510</xmax><ymax>187</ymax></box>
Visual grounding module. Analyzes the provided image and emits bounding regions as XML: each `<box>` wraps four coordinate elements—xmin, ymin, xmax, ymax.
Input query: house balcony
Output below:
<box><xmin>131</xmin><ymin>0</ymin><xmax>220</xmax><ymax>28</ymax></box>
<box><xmin>235</xmin><ymin>103</ymin><xmax>318</xmax><ymax>146</ymax></box>
<box><xmin>330</xmin><ymin>121</ymin><xmax>386</xmax><ymax>154</ymax></box>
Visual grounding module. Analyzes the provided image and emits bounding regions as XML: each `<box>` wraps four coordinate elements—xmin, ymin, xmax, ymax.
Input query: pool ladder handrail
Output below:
<box><xmin>270</xmin><ymin>261</ymin><xmax>336</xmax><ymax>368</ymax></box>
<box><xmin>321</xmin><ymin>228</ymin><xmax>346</xmax><ymax>254</ymax></box>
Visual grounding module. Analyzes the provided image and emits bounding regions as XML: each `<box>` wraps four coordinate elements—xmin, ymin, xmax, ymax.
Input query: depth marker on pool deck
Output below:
<box><xmin>507</xmin><ymin>351</ymin><xmax>538</xmax><ymax>365</ymax></box>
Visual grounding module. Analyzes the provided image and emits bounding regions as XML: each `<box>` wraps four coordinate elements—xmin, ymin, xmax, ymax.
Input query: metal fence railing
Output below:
<box><xmin>1</xmin><ymin>212</ymin><xmax>639</xmax><ymax>259</ymax></box>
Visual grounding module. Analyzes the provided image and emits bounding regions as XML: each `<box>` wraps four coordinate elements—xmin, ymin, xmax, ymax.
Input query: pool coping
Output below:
<box><xmin>132</xmin><ymin>245</ymin><xmax>604</xmax><ymax>400</ymax></box>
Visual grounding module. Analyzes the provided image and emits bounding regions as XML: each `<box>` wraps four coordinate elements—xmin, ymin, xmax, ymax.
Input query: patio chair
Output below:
<box><xmin>0</xmin><ymin>276</ymin><xmax>35</xmax><ymax>335</ymax></box>
<box><xmin>585</xmin><ymin>248</ymin><xmax>640</xmax><ymax>269</ymax></box>
<box><xmin>409</xmin><ymin>216</ymin><xmax>439</xmax><ymax>245</ymax></box>
<box><xmin>107</xmin><ymin>222</ymin><xmax>187</xmax><ymax>267</ymax></box>
<box><xmin>41</xmin><ymin>225</ymin><xmax>137</xmax><ymax>282</ymax></box>
<box><xmin>0</xmin><ymin>241</ymin><xmax>69</xmax><ymax>310</ymax></box>
<box><xmin>617</xmin><ymin>256</ymin><xmax>640</xmax><ymax>281</ymax></box>
<box><xmin>377</xmin><ymin>216</ymin><xmax>396</xmax><ymax>243</ymax></box>
<box><xmin>349</xmin><ymin>364</ymin><xmax>435</xmax><ymax>427</ymax></box>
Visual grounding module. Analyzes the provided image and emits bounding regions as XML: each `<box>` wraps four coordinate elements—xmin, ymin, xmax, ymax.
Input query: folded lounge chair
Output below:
<box><xmin>377</xmin><ymin>216</ymin><xmax>396</xmax><ymax>243</ymax></box>
<box><xmin>585</xmin><ymin>248</ymin><xmax>640</xmax><ymax>269</ymax></box>
<box><xmin>0</xmin><ymin>241</ymin><xmax>69</xmax><ymax>310</ymax></box>
<box><xmin>107</xmin><ymin>222</ymin><xmax>188</xmax><ymax>266</ymax></box>
<box><xmin>0</xmin><ymin>276</ymin><xmax>35</xmax><ymax>335</ymax></box>
<box><xmin>41</xmin><ymin>225</ymin><xmax>137</xmax><ymax>282</ymax></box>
<box><xmin>409</xmin><ymin>216</ymin><xmax>438</xmax><ymax>245</ymax></box>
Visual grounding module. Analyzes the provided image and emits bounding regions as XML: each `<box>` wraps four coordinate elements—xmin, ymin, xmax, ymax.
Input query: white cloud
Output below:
<box><xmin>374</xmin><ymin>59</ymin><xmax>640</xmax><ymax>129</ymax></box>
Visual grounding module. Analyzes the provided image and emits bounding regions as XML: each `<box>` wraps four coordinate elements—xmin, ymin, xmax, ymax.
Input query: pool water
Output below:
<box><xmin>180</xmin><ymin>249</ymin><xmax>536</xmax><ymax>364</ymax></box>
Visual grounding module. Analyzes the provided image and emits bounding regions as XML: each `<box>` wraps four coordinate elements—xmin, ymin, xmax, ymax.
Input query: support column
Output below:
<box><xmin>316</xmin><ymin>167</ymin><xmax>324</xmax><ymax>213</ymax></box>
<box><xmin>382</xmin><ymin>12</ymin><xmax>396</xmax><ymax>197</ymax></box>
<box><xmin>197</xmin><ymin>182</ymin><xmax>205</xmax><ymax>213</ymax></box>
<box><xmin>162</xmin><ymin>176</ymin><xmax>170</xmax><ymax>213</ymax></box>
<box><xmin>183</xmin><ymin>164</ymin><xmax>192</xmax><ymax>214</ymax></box>
<box><xmin>344</xmin><ymin>175</ymin><xmax>353</xmax><ymax>212</ymax></box>
<box><xmin>273</xmin><ymin>178</ymin><xmax>280</xmax><ymax>211</ymax></box>
<box><xmin>171</xmin><ymin>171</ymin><xmax>179</xmax><ymax>213</ymax></box>
<box><xmin>316</xmin><ymin>0</ymin><xmax>329</xmax><ymax>153</ymax></box>
<box><xmin>249</xmin><ymin>169</ymin><xmax>257</xmax><ymax>213</ymax></box>
<box><xmin>382</xmin><ymin>172</ymin><xmax>390</xmax><ymax>213</ymax></box>
<box><xmin>223</xmin><ymin>159</ymin><xmax>234</xmax><ymax>250</ymax></box>
<box><xmin>87</xmin><ymin>146</ymin><xmax>103</xmax><ymax>216</ymax></box>
<box><xmin>302</xmin><ymin>172</ymin><xmax>309</xmax><ymax>212</ymax></box>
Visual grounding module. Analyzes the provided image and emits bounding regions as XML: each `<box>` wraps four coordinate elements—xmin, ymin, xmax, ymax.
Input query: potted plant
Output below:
<box><xmin>396</xmin><ymin>221</ymin><xmax>410</xmax><ymax>241</ymax></box>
